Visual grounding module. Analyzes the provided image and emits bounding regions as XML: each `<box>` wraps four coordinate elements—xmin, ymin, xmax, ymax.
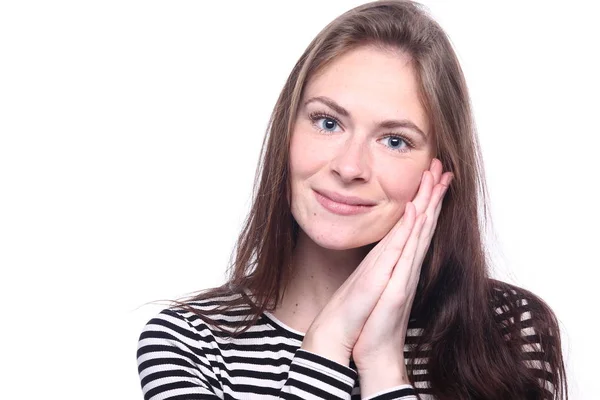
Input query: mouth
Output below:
<box><xmin>314</xmin><ymin>190</ymin><xmax>375</xmax><ymax>216</ymax></box>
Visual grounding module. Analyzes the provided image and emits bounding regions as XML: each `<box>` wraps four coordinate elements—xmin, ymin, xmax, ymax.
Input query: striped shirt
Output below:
<box><xmin>137</xmin><ymin>287</ymin><xmax>552</xmax><ymax>399</ymax></box>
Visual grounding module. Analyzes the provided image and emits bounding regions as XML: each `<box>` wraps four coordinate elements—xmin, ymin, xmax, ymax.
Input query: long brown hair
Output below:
<box><xmin>178</xmin><ymin>1</ymin><xmax>567</xmax><ymax>398</ymax></box>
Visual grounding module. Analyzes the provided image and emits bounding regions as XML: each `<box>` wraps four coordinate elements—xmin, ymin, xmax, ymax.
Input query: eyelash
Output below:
<box><xmin>307</xmin><ymin>111</ymin><xmax>415</xmax><ymax>153</ymax></box>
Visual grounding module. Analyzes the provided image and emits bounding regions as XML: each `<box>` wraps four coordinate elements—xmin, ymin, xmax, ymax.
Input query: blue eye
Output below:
<box><xmin>317</xmin><ymin>117</ymin><xmax>339</xmax><ymax>132</ymax></box>
<box><xmin>309</xmin><ymin>112</ymin><xmax>342</xmax><ymax>133</ymax></box>
<box><xmin>382</xmin><ymin>135</ymin><xmax>409</xmax><ymax>151</ymax></box>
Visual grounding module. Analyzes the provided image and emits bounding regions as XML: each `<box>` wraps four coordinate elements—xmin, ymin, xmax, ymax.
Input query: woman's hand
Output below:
<box><xmin>351</xmin><ymin>159</ymin><xmax>452</xmax><ymax>395</ymax></box>
<box><xmin>301</xmin><ymin>158</ymin><xmax>452</xmax><ymax>368</ymax></box>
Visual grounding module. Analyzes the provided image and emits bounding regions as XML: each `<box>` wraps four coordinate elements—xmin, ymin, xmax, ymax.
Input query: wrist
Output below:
<box><xmin>301</xmin><ymin>330</ymin><xmax>352</xmax><ymax>367</ymax></box>
<box><xmin>358</xmin><ymin>359</ymin><xmax>410</xmax><ymax>398</ymax></box>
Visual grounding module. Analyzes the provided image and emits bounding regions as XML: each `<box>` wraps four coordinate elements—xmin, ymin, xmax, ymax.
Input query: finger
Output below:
<box><xmin>388</xmin><ymin>168</ymin><xmax>450</xmax><ymax>249</ymax></box>
<box><xmin>417</xmin><ymin>175</ymin><xmax>448</xmax><ymax>243</ymax></box>
<box><xmin>370</xmin><ymin>201</ymin><xmax>415</xmax><ymax>252</ymax></box>
<box><xmin>440</xmin><ymin>171</ymin><xmax>454</xmax><ymax>187</ymax></box>
<box><xmin>430</xmin><ymin>185</ymin><xmax>448</xmax><ymax>231</ymax></box>
<box><xmin>386</xmin><ymin>213</ymin><xmax>428</xmax><ymax>295</ymax></box>
<box><xmin>423</xmin><ymin>171</ymin><xmax>453</xmax><ymax>229</ymax></box>
<box><xmin>412</xmin><ymin>171</ymin><xmax>434</xmax><ymax>215</ymax></box>
<box><xmin>357</xmin><ymin>202</ymin><xmax>416</xmax><ymax>275</ymax></box>
<box><xmin>353</xmin><ymin>204</ymin><xmax>419</xmax><ymax>290</ymax></box>
<box><xmin>425</xmin><ymin>183</ymin><xmax>448</xmax><ymax>229</ymax></box>
<box><xmin>378</xmin><ymin>168</ymin><xmax>444</xmax><ymax>261</ymax></box>
<box><xmin>429</xmin><ymin>158</ymin><xmax>443</xmax><ymax>186</ymax></box>
<box><xmin>423</xmin><ymin>172</ymin><xmax>452</xmax><ymax>242</ymax></box>
<box><xmin>409</xmin><ymin>184</ymin><xmax>448</xmax><ymax>284</ymax></box>
<box><xmin>359</xmin><ymin>169</ymin><xmax>451</xmax><ymax>275</ymax></box>
<box><xmin>379</xmin><ymin>201</ymin><xmax>417</xmax><ymax>253</ymax></box>
<box><xmin>365</xmin><ymin>172</ymin><xmax>452</xmax><ymax>290</ymax></box>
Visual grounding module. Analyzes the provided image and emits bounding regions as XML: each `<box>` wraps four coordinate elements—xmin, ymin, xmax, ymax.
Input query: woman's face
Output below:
<box><xmin>289</xmin><ymin>45</ymin><xmax>434</xmax><ymax>250</ymax></box>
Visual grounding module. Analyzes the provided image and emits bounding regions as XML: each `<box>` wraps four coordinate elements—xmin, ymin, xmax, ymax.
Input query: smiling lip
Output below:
<box><xmin>314</xmin><ymin>189</ymin><xmax>376</xmax><ymax>216</ymax></box>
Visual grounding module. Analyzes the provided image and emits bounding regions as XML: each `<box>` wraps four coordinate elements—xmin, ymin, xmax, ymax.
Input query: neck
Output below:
<box><xmin>273</xmin><ymin>229</ymin><xmax>373</xmax><ymax>334</ymax></box>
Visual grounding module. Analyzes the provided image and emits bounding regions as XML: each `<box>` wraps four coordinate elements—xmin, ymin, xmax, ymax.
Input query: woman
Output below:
<box><xmin>137</xmin><ymin>1</ymin><xmax>567</xmax><ymax>399</ymax></box>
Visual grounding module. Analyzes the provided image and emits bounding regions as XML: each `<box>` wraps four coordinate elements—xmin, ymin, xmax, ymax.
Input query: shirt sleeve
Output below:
<box><xmin>282</xmin><ymin>349</ymin><xmax>357</xmax><ymax>399</ymax></box>
<box><xmin>137</xmin><ymin>309</ymin><xmax>223</xmax><ymax>399</ymax></box>
<box><xmin>515</xmin><ymin>297</ymin><xmax>557</xmax><ymax>398</ymax></box>
<box><xmin>137</xmin><ymin>309</ymin><xmax>366</xmax><ymax>400</ymax></box>
<box><xmin>361</xmin><ymin>384</ymin><xmax>418</xmax><ymax>400</ymax></box>
<box><xmin>495</xmin><ymin>286</ymin><xmax>561</xmax><ymax>399</ymax></box>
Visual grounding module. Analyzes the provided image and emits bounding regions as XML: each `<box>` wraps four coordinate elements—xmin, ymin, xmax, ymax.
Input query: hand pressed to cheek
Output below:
<box><xmin>352</xmin><ymin>159</ymin><xmax>453</xmax><ymax>370</ymax></box>
<box><xmin>410</xmin><ymin>158</ymin><xmax>444</xmax><ymax>214</ymax></box>
<box><xmin>351</xmin><ymin>213</ymin><xmax>427</xmax><ymax>365</ymax></box>
<box><xmin>300</xmin><ymin>202</ymin><xmax>420</xmax><ymax>366</ymax></box>
<box><xmin>385</xmin><ymin>158</ymin><xmax>449</xmax><ymax>232</ymax></box>
<box><xmin>352</xmin><ymin>212</ymin><xmax>429</xmax><ymax>396</ymax></box>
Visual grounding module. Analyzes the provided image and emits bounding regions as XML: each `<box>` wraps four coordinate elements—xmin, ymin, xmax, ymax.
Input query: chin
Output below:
<box><xmin>302</xmin><ymin>224</ymin><xmax>381</xmax><ymax>251</ymax></box>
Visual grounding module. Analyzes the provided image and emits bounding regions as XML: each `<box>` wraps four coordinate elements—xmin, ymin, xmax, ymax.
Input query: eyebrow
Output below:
<box><xmin>303</xmin><ymin>96</ymin><xmax>427</xmax><ymax>139</ymax></box>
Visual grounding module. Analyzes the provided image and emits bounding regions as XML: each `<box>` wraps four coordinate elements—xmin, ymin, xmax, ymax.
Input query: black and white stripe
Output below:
<box><xmin>137</xmin><ymin>287</ymin><xmax>552</xmax><ymax>399</ymax></box>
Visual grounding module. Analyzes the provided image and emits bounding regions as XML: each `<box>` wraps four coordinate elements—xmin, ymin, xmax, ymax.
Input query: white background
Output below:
<box><xmin>1</xmin><ymin>1</ymin><xmax>598</xmax><ymax>398</ymax></box>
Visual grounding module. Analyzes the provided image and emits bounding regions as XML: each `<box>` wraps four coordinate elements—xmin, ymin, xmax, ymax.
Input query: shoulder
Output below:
<box><xmin>137</xmin><ymin>290</ymin><xmax>259</xmax><ymax>377</ymax></box>
<box><xmin>488</xmin><ymin>279</ymin><xmax>560</xmax><ymax>332</ymax></box>
<box><xmin>139</xmin><ymin>290</ymin><xmax>256</xmax><ymax>343</ymax></box>
<box><xmin>487</xmin><ymin>279</ymin><xmax>566</xmax><ymax>396</ymax></box>
<box><xmin>137</xmin><ymin>290</ymin><xmax>258</xmax><ymax>398</ymax></box>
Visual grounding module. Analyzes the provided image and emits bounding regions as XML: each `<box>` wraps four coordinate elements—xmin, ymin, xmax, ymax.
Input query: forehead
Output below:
<box><xmin>303</xmin><ymin>45</ymin><xmax>429</xmax><ymax>135</ymax></box>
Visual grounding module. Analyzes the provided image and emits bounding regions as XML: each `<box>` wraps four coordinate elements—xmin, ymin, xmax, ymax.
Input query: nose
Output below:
<box><xmin>329</xmin><ymin>135</ymin><xmax>372</xmax><ymax>184</ymax></box>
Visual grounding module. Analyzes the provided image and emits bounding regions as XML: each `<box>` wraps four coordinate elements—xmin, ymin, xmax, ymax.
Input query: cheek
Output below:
<box><xmin>289</xmin><ymin>124</ymin><xmax>328</xmax><ymax>180</ymax></box>
<box><xmin>382</xmin><ymin>166</ymin><xmax>424</xmax><ymax>206</ymax></box>
<box><xmin>289</xmin><ymin>126</ymin><xmax>318</xmax><ymax>209</ymax></box>
<box><xmin>289</xmin><ymin>133</ymin><xmax>308</xmax><ymax>179</ymax></box>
